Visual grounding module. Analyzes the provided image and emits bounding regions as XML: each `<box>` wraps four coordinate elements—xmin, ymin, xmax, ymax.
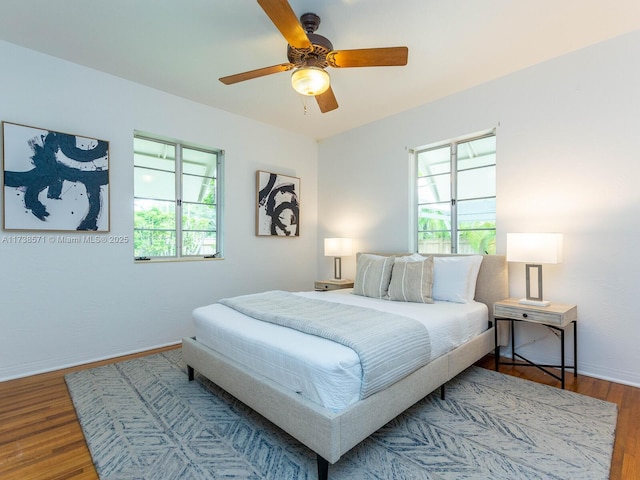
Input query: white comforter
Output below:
<box><xmin>192</xmin><ymin>289</ymin><xmax>488</xmax><ymax>411</ymax></box>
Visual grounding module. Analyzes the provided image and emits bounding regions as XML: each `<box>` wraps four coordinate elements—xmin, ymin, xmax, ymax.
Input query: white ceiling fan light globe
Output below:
<box><xmin>291</xmin><ymin>67</ymin><xmax>330</xmax><ymax>96</ymax></box>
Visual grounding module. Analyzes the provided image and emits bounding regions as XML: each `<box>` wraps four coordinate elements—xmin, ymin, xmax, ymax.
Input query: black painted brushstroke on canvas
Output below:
<box><xmin>257</xmin><ymin>172</ymin><xmax>299</xmax><ymax>236</ymax></box>
<box><xmin>4</xmin><ymin>129</ymin><xmax>108</xmax><ymax>231</ymax></box>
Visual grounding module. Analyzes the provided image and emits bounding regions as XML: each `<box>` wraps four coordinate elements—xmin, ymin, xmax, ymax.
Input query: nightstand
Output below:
<box><xmin>494</xmin><ymin>298</ymin><xmax>577</xmax><ymax>388</ymax></box>
<box><xmin>314</xmin><ymin>279</ymin><xmax>354</xmax><ymax>291</ymax></box>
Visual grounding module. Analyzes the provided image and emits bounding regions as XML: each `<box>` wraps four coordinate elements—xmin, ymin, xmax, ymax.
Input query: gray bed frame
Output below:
<box><xmin>183</xmin><ymin>253</ymin><xmax>508</xmax><ymax>479</ymax></box>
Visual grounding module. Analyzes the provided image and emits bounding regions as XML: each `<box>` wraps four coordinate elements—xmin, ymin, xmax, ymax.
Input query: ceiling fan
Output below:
<box><xmin>219</xmin><ymin>0</ymin><xmax>409</xmax><ymax>113</ymax></box>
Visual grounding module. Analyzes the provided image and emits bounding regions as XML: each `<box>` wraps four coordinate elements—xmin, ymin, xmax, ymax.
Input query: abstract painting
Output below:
<box><xmin>256</xmin><ymin>170</ymin><xmax>299</xmax><ymax>236</ymax></box>
<box><xmin>2</xmin><ymin>122</ymin><xmax>109</xmax><ymax>231</ymax></box>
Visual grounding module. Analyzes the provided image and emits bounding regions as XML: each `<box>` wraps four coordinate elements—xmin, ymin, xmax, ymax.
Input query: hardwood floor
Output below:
<box><xmin>1</xmin><ymin>349</ymin><xmax>637</xmax><ymax>479</ymax></box>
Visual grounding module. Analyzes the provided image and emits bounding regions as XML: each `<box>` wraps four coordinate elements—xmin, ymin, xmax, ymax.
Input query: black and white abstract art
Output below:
<box><xmin>256</xmin><ymin>170</ymin><xmax>300</xmax><ymax>236</ymax></box>
<box><xmin>2</xmin><ymin>122</ymin><xmax>109</xmax><ymax>231</ymax></box>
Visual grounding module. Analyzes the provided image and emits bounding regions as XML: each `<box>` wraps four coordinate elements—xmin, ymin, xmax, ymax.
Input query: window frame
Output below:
<box><xmin>412</xmin><ymin>130</ymin><xmax>496</xmax><ymax>255</ymax></box>
<box><xmin>133</xmin><ymin>132</ymin><xmax>224</xmax><ymax>262</ymax></box>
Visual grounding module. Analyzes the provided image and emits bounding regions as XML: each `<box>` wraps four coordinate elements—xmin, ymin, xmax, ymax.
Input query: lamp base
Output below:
<box><xmin>518</xmin><ymin>298</ymin><xmax>551</xmax><ymax>307</ymax></box>
<box><xmin>333</xmin><ymin>257</ymin><xmax>342</xmax><ymax>280</ymax></box>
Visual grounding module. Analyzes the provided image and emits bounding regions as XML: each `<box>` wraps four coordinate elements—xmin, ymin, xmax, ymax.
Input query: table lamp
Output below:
<box><xmin>324</xmin><ymin>238</ymin><xmax>352</xmax><ymax>280</ymax></box>
<box><xmin>506</xmin><ymin>233</ymin><xmax>563</xmax><ymax>306</ymax></box>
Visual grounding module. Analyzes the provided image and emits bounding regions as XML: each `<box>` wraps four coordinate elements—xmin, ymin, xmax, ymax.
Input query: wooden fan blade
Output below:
<box><xmin>219</xmin><ymin>63</ymin><xmax>295</xmax><ymax>85</ymax></box>
<box><xmin>327</xmin><ymin>47</ymin><xmax>408</xmax><ymax>68</ymax></box>
<box><xmin>257</xmin><ymin>0</ymin><xmax>312</xmax><ymax>50</ymax></box>
<box><xmin>316</xmin><ymin>87</ymin><xmax>338</xmax><ymax>113</ymax></box>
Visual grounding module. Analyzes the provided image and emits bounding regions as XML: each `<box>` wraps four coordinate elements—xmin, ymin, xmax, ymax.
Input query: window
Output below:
<box><xmin>415</xmin><ymin>132</ymin><xmax>496</xmax><ymax>254</ymax></box>
<box><xmin>133</xmin><ymin>133</ymin><xmax>223</xmax><ymax>260</ymax></box>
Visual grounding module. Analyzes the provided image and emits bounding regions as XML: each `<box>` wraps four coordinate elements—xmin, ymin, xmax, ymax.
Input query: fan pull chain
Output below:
<box><xmin>299</xmin><ymin>95</ymin><xmax>308</xmax><ymax>115</ymax></box>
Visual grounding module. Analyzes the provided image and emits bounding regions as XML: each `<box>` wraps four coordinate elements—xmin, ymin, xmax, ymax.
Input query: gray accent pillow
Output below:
<box><xmin>353</xmin><ymin>254</ymin><xmax>395</xmax><ymax>299</ymax></box>
<box><xmin>388</xmin><ymin>255</ymin><xmax>434</xmax><ymax>303</ymax></box>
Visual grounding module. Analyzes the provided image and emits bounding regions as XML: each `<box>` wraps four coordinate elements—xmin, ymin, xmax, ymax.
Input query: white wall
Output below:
<box><xmin>317</xmin><ymin>30</ymin><xmax>640</xmax><ymax>387</ymax></box>
<box><xmin>0</xmin><ymin>41</ymin><xmax>318</xmax><ymax>381</ymax></box>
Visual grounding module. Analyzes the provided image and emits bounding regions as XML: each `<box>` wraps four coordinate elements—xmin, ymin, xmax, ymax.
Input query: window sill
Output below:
<box><xmin>134</xmin><ymin>256</ymin><xmax>223</xmax><ymax>264</ymax></box>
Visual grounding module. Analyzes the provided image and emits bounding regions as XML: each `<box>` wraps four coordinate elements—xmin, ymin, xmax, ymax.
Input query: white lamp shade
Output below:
<box><xmin>506</xmin><ymin>233</ymin><xmax>563</xmax><ymax>264</ymax></box>
<box><xmin>291</xmin><ymin>67</ymin><xmax>330</xmax><ymax>96</ymax></box>
<box><xmin>324</xmin><ymin>238</ymin><xmax>352</xmax><ymax>257</ymax></box>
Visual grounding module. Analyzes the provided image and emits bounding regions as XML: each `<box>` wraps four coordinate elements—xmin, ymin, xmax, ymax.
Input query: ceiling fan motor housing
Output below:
<box><xmin>287</xmin><ymin>13</ymin><xmax>333</xmax><ymax>69</ymax></box>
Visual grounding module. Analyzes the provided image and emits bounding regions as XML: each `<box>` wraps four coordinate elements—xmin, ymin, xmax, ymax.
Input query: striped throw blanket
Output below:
<box><xmin>219</xmin><ymin>291</ymin><xmax>431</xmax><ymax>399</ymax></box>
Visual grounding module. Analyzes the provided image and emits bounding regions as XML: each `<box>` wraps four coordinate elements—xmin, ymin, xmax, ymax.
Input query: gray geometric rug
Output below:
<box><xmin>65</xmin><ymin>349</ymin><xmax>617</xmax><ymax>480</ymax></box>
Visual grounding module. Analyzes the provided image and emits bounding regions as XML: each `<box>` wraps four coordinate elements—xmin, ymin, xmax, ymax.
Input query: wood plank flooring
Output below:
<box><xmin>0</xmin><ymin>348</ymin><xmax>637</xmax><ymax>479</ymax></box>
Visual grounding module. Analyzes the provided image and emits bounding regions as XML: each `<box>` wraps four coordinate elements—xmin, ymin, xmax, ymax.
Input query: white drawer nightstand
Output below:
<box><xmin>494</xmin><ymin>298</ymin><xmax>577</xmax><ymax>388</ymax></box>
<box><xmin>314</xmin><ymin>279</ymin><xmax>354</xmax><ymax>291</ymax></box>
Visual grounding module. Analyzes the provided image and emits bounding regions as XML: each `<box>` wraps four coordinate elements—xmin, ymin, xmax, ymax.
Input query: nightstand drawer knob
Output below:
<box><xmin>522</xmin><ymin>313</ymin><xmax>528</xmax><ymax>318</ymax></box>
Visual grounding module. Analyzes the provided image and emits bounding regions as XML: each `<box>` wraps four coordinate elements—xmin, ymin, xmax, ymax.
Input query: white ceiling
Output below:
<box><xmin>0</xmin><ymin>0</ymin><xmax>639</xmax><ymax>140</ymax></box>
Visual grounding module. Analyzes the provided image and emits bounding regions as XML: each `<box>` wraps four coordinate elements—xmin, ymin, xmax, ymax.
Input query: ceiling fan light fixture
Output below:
<box><xmin>291</xmin><ymin>67</ymin><xmax>330</xmax><ymax>96</ymax></box>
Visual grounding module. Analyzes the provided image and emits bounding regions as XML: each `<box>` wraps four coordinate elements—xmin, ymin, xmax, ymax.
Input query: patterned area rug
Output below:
<box><xmin>65</xmin><ymin>349</ymin><xmax>617</xmax><ymax>479</ymax></box>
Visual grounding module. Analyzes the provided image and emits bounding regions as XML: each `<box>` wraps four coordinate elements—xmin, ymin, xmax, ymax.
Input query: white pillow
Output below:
<box><xmin>353</xmin><ymin>254</ymin><xmax>395</xmax><ymax>299</ymax></box>
<box><xmin>395</xmin><ymin>253</ymin><xmax>426</xmax><ymax>263</ymax></box>
<box><xmin>432</xmin><ymin>255</ymin><xmax>483</xmax><ymax>303</ymax></box>
<box><xmin>388</xmin><ymin>256</ymin><xmax>434</xmax><ymax>303</ymax></box>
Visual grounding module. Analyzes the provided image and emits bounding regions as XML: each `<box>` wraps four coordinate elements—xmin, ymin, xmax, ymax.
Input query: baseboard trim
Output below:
<box><xmin>0</xmin><ymin>341</ymin><xmax>181</xmax><ymax>382</ymax></box>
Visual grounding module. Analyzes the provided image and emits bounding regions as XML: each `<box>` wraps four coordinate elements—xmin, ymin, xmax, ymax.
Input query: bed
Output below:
<box><xmin>183</xmin><ymin>253</ymin><xmax>508</xmax><ymax>479</ymax></box>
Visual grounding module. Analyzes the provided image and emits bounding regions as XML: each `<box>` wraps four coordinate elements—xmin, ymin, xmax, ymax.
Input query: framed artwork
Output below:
<box><xmin>2</xmin><ymin>121</ymin><xmax>109</xmax><ymax>231</ymax></box>
<box><xmin>256</xmin><ymin>170</ymin><xmax>300</xmax><ymax>236</ymax></box>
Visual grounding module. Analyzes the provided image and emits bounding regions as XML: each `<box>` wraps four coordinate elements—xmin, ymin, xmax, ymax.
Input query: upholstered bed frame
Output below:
<box><xmin>183</xmin><ymin>253</ymin><xmax>508</xmax><ymax>480</ymax></box>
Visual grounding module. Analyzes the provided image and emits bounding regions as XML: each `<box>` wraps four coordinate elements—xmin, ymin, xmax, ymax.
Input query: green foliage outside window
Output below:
<box><xmin>459</xmin><ymin>222</ymin><xmax>496</xmax><ymax>254</ymax></box>
<box><xmin>134</xmin><ymin>205</ymin><xmax>216</xmax><ymax>257</ymax></box>
<box><xmin>134</xmin><ymin>206</ymin><xmax>176</xmax><ymax>257</ymax></box>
